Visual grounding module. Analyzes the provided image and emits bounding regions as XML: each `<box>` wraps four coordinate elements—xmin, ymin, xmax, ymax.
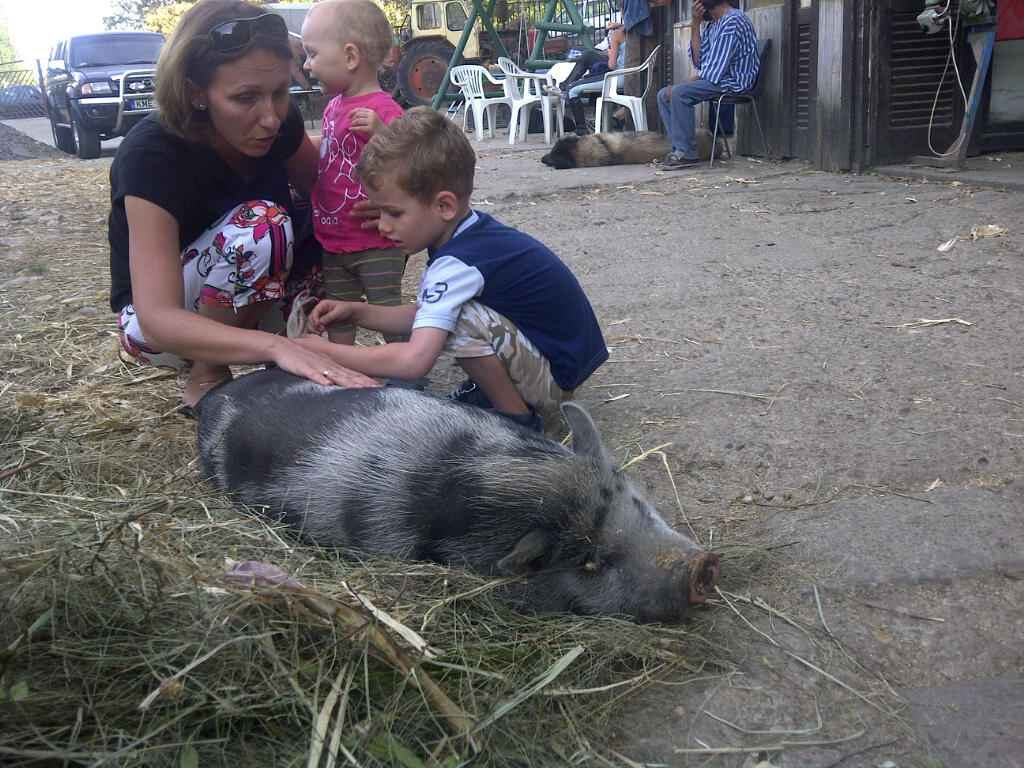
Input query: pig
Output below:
<box><xmin>196</xmin><ymin>368</ymin><xmax>720</xmax><ymax>623</ymax></box>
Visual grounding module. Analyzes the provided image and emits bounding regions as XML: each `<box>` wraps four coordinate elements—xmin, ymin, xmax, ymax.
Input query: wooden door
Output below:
<box><xmin>874</xmin><ymin>0</ymin><xmax>965</xmax><ymax>163</ymax></box>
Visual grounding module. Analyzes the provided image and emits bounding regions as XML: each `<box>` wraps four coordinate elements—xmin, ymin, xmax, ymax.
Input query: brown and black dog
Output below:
<box><xmin>541</xmin><ymin>129</ymin><xmax>714</xmax><ymax>170</ymax></box>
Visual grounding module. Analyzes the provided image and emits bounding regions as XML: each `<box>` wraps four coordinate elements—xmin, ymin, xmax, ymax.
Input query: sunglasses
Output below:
<box><xmin>208</xmin><ymin>13</ymin><xmax>289</xmax><ymax>52</ymax></box>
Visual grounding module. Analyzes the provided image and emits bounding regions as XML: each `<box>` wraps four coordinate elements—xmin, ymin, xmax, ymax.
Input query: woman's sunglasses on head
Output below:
<box><xmin>208</xmin><ymin>13</ymin><xmax>289</xmax><ymax>52</ymax></box>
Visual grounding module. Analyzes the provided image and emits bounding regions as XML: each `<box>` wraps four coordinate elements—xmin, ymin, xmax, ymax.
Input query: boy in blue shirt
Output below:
<box><xmin>302</xmin><ymin>107</ymin><xmax>608</xmax><ymax>432</ymax></box>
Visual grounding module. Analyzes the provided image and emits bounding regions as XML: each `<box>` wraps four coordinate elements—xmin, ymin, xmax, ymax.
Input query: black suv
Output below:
<box><xmin>44</xmin><ymin>32</ymin><xmax>164</xmax><ymax>159</ymax></box>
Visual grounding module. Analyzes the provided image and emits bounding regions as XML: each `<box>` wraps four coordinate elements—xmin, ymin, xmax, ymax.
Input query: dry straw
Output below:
<box><xmin>1</xmin><ymin>158</ymin><xmax>901</xmax><ymax>766</ymax></box>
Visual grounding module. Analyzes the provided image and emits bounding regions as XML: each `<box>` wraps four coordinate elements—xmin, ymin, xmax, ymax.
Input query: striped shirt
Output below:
<box><xmin>688</xmin><ymin>8</ymin><xmax>760</xmax><ymax>93</ymax></box>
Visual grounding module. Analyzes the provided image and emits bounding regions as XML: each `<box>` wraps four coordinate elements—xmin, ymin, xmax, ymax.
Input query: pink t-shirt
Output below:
<box><xmin>312</xmin><ymin>91</ymin><xmax>404</xmax><ymax>254</ymax></box>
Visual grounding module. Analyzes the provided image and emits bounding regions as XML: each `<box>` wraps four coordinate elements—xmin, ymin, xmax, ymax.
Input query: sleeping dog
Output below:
<box><xmin>541</xmin><ymin>129</ymin><xmax>714</xmax><ymax>170</ymax></box>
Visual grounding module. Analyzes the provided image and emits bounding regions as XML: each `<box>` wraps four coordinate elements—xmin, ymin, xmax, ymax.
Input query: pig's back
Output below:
<box><xmin>196</xmin><ymin>368</ymin><xmax>388</xmax><ymax>501</ymax></box>
<box><xmin>195</xmin><ymin>368</ymin><xmax>569</xmax><ymax>558</ymax></box>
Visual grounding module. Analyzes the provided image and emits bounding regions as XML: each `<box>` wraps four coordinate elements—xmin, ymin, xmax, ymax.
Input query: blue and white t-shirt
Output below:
<box><xmin>413</xmin><ymin>211</ymin><xmax>608</xmax><ymax>391</ymax></box>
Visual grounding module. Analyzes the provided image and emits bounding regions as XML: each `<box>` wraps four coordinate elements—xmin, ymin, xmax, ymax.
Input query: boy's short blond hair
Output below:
<box><xmin>310</xmin><ymin>0</ymin><xmax>394</xmax><ymax>69</ymax></box>
<box><xmin>357</xmin><ymin>107</ymin><xmax>476</xmax><ymax>203</ymax></box>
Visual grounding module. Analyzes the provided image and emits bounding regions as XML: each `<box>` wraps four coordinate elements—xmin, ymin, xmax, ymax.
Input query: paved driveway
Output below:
<box><xmin>1</xmin><ymin>116</ymin><xmax>121</xmax><ymax>157</ymax></box>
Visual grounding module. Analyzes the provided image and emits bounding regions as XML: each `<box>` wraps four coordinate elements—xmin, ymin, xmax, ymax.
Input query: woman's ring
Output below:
<box><xmin>323</xmin><ymin>370</ymin><xmax>331</xmax><ymax>377</ymax></box>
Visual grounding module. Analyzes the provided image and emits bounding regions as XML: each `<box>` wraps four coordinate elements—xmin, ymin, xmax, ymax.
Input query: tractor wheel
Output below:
<box><xmin>396</xmin><ymin>39</ymin><xmax>456</xmax><ymax>107</ymax></box>
<box><xmin>378</xmin><ymin>64</ymin><xmax>399</xmax><ymax>99</ymax></box>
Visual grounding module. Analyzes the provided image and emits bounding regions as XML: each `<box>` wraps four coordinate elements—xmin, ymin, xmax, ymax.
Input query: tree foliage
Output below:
<box><xmin>105</xmin><ymin>0</ymin><xmax>179</xmax><ymax>31</ymax></box>
<box><xmin>125</xmin><ymin>0</ymin><xmax>411</xmax><ymax>39</ymax></box>
<box><xmin>1</xmin><ymin>15</ymin><xmax>19</xmax><ymax>64</ymax></box>
<box><xmin>144</xmin><ymin>2</ymin><xmax>197</xmax><ymax>35</ymax></box>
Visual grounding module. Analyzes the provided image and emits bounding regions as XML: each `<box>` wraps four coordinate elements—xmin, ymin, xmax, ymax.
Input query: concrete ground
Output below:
<box><xmin>876</xmin><ymin>151</ymin><xmax>1024</xmax><ymax>193</ymax></box>
<box><xmin>2</xmin><ymin>118</ymin><xmax>1021</xmax><ymax>767</ymax></box>
<box><xmin>466</xmin><ymin>144</ymin><xmax>1024</xmax><ymax>768</ymax></box>
<box><xmin>0</xmin><ymin>116</ymin><xmax>122</xmax><ymax>158</ymax></box>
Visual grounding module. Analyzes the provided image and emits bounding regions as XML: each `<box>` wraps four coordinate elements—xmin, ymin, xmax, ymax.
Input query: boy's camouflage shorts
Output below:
<box><xmin>447</xmin><ymin>300</ymin><xmax>572</xmax><ymax>429</ymax></box>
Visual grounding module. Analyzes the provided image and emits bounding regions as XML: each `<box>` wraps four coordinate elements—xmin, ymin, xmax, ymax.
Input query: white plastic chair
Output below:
<box><xmin>544</xmin><ymin>61</ymin><xmax>577</xmax><ymax>93</ymax></box>
<box><xmin>448</xmin><ymin>64</ymin><xmax>512</xmax><ymax>141</ymax></box>
<box><xmin>497</xmin><ymin>57</ymin><xmax>564</xmax><ymax>146</ymax></box>
<box><xmin>595</xmin><ymin>44</ymin><xmax>661</xmax><ymax>133</ymax></box>
<box><xmin>541</xmin><ymin>61</ymin><xmax>575</xmax><ymax>137</ymax></box>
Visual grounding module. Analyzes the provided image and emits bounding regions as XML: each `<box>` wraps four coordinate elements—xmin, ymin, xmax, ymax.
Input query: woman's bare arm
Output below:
<box><xmin>286</xmin><ymin>133</ymin><xmax>320</xmax><ymax>199</ymax></box>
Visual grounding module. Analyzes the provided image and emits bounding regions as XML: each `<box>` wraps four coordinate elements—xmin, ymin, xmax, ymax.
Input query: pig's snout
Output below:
<box><xmin>684</xmin><ymin>552</ymin><xmax>720</xmax><ymax>605</ymax></box>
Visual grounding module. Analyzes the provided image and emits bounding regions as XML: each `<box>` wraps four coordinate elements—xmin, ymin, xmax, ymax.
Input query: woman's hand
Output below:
<box><xmin>271</xmin><ymin>336</ymin><xmax>380</xmax><ymax>389</ymax></box>
<box><xmin>309</xmin><ymin>299</ymin><xmax>361</xmax><ymax>333</ymax></box>
<box><xmin>350</xmin><ymin>199</ymin><xmax>382</xmax><ymax>231</ymax></box>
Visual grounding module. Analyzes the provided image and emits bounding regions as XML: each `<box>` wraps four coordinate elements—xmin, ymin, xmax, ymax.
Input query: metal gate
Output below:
<box><xmin>791</xmin><ymin>0</ymin><xmax>819</xmax><ymax>160</ymax></box>
<box><xmin>0</xmin><ymin>61</ymin><xmax>47</xmax><ymax>120</ymax></box>
<box><xmin>874</xmin><ymin>0</ymin><xmax>964</xmax><ymax>163</ymax></box>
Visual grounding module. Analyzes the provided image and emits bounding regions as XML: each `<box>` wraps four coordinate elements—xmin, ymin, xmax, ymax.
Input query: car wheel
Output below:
<box><xmin>72</xmin><ymin>117</ymin><xmax>101</xmax><ymax>159</ymax></box>
<box><xmin>51</xmin><ymin>116</ymin><xmax>76</xmax><ymax>154</ymax></box>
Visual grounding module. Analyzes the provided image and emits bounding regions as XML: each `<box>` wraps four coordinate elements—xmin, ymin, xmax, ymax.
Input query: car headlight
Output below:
<box><xmin>80</xmin><ymin>81</ymin><xmax>112</xmax><ymax>96</ymax></box>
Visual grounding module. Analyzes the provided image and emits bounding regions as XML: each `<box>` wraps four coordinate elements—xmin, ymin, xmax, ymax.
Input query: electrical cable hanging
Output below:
<box><xmin>926</xmin><ymin>0</ymin><xmax>971</xmax><ymax>157</ymax></box>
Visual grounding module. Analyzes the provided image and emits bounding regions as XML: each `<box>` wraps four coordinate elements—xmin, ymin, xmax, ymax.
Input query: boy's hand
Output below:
<box><xmin>351</xmin><ymin>199</ymin><xmax>383</xmax><ymax>231</ymax></box>
<box><xmin>309</xmin><ymin>299</ymin><xmax>361</xmax><ymax>333</ymax></box>
<box><xmin>350</xmin><ymin>108</ymin><xmax>383</xmax><ymax>136</ymax></box>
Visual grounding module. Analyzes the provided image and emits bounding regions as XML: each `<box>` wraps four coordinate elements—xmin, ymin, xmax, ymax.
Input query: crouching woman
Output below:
<box><xmin>108</xmin><ymin>0</ymin><xmax>375</xmax><ymax>411</ymax></box>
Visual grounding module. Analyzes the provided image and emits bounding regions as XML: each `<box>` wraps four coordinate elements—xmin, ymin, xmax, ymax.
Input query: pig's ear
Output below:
<box><xmin>562</xmin><ymin>402</ymin><xmax>611</xmax><ymax>465</ymax></box>
<box><xmin>496</xmin><ymin>529</ymin><xmax>552</xmax><ymax>575</ymax></box>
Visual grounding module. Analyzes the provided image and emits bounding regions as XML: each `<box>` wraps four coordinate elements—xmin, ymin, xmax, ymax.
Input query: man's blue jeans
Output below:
<box><xmin>657</xmin><ymin>79</ymin><xmax>728</xmax><ymax>159</ymax></box>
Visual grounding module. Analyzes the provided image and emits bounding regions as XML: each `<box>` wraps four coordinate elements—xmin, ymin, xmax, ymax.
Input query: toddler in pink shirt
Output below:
<box><xmin>302</xmin><ymin>0</ymin><xmax>406</xmax><ymax>343</ymax></box>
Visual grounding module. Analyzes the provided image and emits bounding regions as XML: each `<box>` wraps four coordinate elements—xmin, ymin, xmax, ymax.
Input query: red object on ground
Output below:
<box><xmin>997</xmin><ymin>0</ymin><xmax>1024</xmax><ymax>41</ymax></box>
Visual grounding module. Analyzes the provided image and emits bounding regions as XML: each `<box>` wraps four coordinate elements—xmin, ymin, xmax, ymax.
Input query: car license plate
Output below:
<box><xmin>127</xmin><ymin>97</ymin><xmax>154</xmax><ymax>111</ymax></box>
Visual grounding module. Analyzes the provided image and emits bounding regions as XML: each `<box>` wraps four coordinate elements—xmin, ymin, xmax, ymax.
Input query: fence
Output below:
<box><xmin>498</xmin><ymin>0</ymin><xmax>620</xmax><ymax>50</ymax></box>
<box><xmin>0</xmin><ymin>61</ymin><xmax>46</xmax><ymax>120</ymax></box>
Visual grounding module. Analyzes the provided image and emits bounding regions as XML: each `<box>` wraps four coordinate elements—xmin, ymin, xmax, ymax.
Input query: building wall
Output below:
<box><xmin>815</xmin><ymin>0</ymin><xmax>855</xmax><ymax>170</ymax></box>
<box><xmin>741</xmin><ymin>4</ymin><xmax>787</xmax><ymax>157</ymax></box>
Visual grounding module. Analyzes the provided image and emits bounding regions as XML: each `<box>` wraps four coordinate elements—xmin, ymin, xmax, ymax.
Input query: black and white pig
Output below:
<box><xmin>196</xmin><ymin>368</ymin><xmax>719</xmax><ymax>623</ymax></box>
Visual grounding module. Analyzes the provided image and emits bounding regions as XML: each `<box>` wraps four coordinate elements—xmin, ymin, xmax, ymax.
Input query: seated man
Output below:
<box><xmin>656</xmin><ymin>0</ymin><xmax>759</xmax><ymax>169</ymax></box>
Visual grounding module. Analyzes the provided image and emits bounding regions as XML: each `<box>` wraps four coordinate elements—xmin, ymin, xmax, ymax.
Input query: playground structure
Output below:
<box><xmin>427</xmin><ymin>0</ymin><xmax>613</xmax><ymax>109</ymax></box>
<box><xmin>267</xmin><ymin>1</ymin><xmax>618</xmax><ymax>107</ymax></box>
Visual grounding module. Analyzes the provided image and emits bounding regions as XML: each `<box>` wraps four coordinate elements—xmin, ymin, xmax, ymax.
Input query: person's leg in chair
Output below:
<box><xmin>662</xmin><ymin>80</ymin><xmax>726</xmax><ymax>168</ymax></box>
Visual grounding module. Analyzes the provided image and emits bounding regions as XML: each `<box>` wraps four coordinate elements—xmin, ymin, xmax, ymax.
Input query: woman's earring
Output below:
<box><xmin>196</xmin><ymin>103</ymin><xmax>207</xmax><ymax>111</ymax></box>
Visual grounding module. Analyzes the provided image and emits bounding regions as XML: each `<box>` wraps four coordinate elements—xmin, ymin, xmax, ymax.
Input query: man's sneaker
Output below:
<box><xmin>660</xmin><ymin>151</ymin><xmax>701</xmax><ymax>170</ymax></box>
<box><xmin>447</xmin><ymin>379</ymin><xmax>493</xmax><ymax>409</ymax></box>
